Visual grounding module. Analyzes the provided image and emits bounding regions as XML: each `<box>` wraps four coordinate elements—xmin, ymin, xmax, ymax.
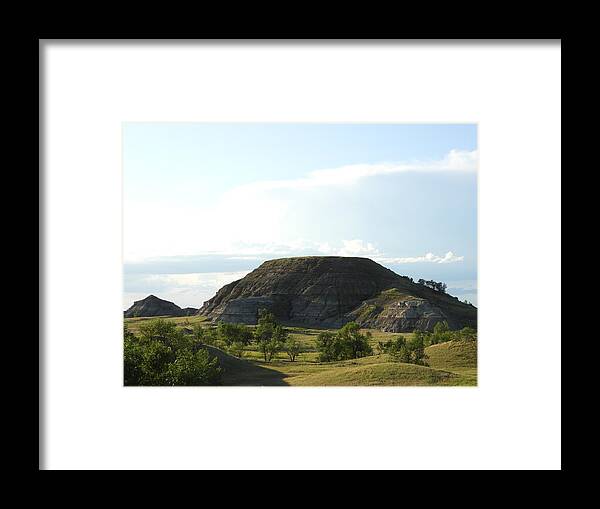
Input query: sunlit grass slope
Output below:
<box><xmin>124</xmin><ymin>317</ymin><xmax>477</xmax><ymax>386</ymax></box>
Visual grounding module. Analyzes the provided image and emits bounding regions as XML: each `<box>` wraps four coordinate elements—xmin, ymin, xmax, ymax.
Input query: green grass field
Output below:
<box><xmin>124</xmin><ymin>316</ymin><xmax>477</xmax><ymax>386</ymax></box>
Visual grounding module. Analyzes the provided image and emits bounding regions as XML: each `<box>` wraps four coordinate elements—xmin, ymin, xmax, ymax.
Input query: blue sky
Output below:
<box><xmin>123</xmin><ymin>123</ymin><xmax>477</xmax><ymax>309</ymax></box>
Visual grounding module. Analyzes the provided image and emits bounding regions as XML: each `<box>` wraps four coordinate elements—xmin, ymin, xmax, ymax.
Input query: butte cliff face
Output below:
<box><xmin>124</xmin><ymin>295</ymin><xmax>198</xmax><ymax>318</ymax></box>
<box><xmin>198</xmin><ymin>256</ymin><xmax>476</xmax><ymax>332</ymax></box>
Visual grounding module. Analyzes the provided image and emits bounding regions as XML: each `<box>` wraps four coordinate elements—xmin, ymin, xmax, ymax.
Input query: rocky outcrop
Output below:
<box><xmin>198</xmin><ymin>256</ymin><xmax>477</xmax><ymax>331</ymax></box>
<box><xmin>124</xmin><ymin>295</ymin><xmax>198</xmax><ymax>318</ymax></box>
<box><xmin>346</xmin><ymin>289</ymin><xmax>448</xmax><ymax>332</ymax></box>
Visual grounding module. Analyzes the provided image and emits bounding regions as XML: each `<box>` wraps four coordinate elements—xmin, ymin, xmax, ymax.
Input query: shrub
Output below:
<box><xmin>257</xmin><ymin>338</ymin><xmax>283</xmax><ymax>362</ymax></box>
<box><xmin>380</xmin><ymin>334</ymin><xmax>428</xmax><ymax>366</ymax></box>
<box><xmin>165</xmin><ymin>348</ymin><xmax>222</xmax><ymax>385</ymax></box>
<box><xmin>202</xmin><ymin>327</ymin><xmax>218</xmax><ymax>346</ymax></box>
<box><xmin>253</xmin><ymin>309</ymin><xmax>287</xmax><ymax>362</ymax></box>
<box><xmin>337</xmin><ymin>322</ymin><xmax>373</xmax><ymax>359</ymax></box>
<box><xmin>138</xmin><ymin>318</ymin><xmax>177</xmax><ymax>342</ymax></box>
<box><xmin>228</xmin><ymin>341</ymin><xmax>246</xmax><ymax>358</ymax></box>
<box><xmin>315</xmin><ymin>322</ymin><xmax>372</xmax><ymax>362</ymax></box>
<box><xmin>457</xmin><ymin>327</ymin><xmax>477</xmax><ymax>342</ymax></box>
<box><xmin>415</xmin><ymin>324</ymin><xmax>477</xmax><ymax>346</ymax></box>
<box><xmin>379</xmin><ymin>335</ymin><xmax>406</xmax><ymax>359</ymax></box>
<box><xmin>217</xmin><ymin>322</ymin><xmax>253</xmax><ymax>346</ymax></box>
<box><xmin>191</xmin><ymin>323</ymin><xmax>205</xmax><ymax>342</ymax></box>
<box><xmin>272</xmin><ymin>324</ymin><xmax>288</xmax><ymax>343</ymax></box>
<box><xmin>408</xmin><ymin>334</ymin><xmax>427</xmax><ymax>365</ymax></box>
<box><xmin>315</xmin><ymin>331</ymin><xmax>343</xmax><ymax>362</ymax></box>
<box><xmin>254</xmin><ymin>309</ymin><xmax>276</xmax><ymax>342</ymax></box>
<box><xmin>429</xmin><ymin>321</ymin><xmax>452</xmax><ymax>345</ymax></box>
<box><xmin>124</xmin><ymin>319</ymin><xmax>221</xmax><ymax>386</ymax></box>
<box><xmin>284</xmin><ymin>338</ymin><xmax>302</xmax><ymax>362</ymax></box>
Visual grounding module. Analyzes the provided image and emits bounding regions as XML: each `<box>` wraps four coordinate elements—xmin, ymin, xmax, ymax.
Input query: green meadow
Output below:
<box><xmin>124</xmin><ymin>315</ymin><xmax>477</xmax><ymax>387</ymax></box>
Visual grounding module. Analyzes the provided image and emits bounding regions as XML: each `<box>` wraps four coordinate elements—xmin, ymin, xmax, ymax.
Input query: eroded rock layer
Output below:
<box><xmin>198</xmin><ymin>257</ymin><xmax>476</xmax><ymax>332</ymax></box>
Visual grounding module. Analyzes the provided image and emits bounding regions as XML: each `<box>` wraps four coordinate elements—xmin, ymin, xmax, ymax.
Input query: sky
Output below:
<box><xmin>123</xmin><ymin>123</ymin><xmax>477</xmax><ymax>309</ymax></box>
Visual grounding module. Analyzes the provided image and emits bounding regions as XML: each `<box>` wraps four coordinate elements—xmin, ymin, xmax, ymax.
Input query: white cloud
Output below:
<box><xmin>442</xmin><ymin>149</ymin><xmax>479</xmax><ymax>171</ymax></box>
<box><xmin>279</xmin><ymin>239</ymin><xmax>463</xmax><ymax>264</ymax></box>
<box><xmin>123</xmin><ymin>271</ymin><xmax>251</xmax><ymax>309</ymax></box>
<box><xmin>377</xmin><ymin>251</ymin><xmax>464</xmax><ymax>264</ymax></box>
<box><xmin>124</xmin><ymin>149</ymin><xmax>476</xmax><ymax>262</ymax></box>
<box><xmin>217</xmin><ymin>239</ymin><xmax>464</xmax><ymax>266</ymax></box>
<box><xmin>215</xmin><ymin>238</ymin><xmax>382</xmax><ymax>258</ymax></box>
<box><xmin>125</xmin><ymin>236</ymin><xmax>465</xmax><ymax>268</ymax></box>
<box><xmin>144</xmin><ymin>272</ymin><xmax>250</xmax><ymax>288</ymax></box>
<box><xmin>226</xmin><ymin>149</ymin><xmax>478</xmax><ymax>195</ymax></box>
<box><xmin>315</xmin><ymin>239</ymin><xmax>381</xmax><ymax>257</ymax></box>
<box><xmin>339</xmin><ymin>239</ymin><xmax>379</xmax><ymax>256</ymax></box>
<box><xmin>123</xmin><ymin>245</ymin><xmax>466</xmax><ymax>308</ymax></box>
<box><xmin>222</xmin><ymin>239</ymin><xmax>317</xmax><ymax>257</ymax></box>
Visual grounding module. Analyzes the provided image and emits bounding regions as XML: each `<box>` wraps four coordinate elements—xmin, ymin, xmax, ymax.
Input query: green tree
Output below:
<box><xmin>137</xmin><ymin>339</ymin><xmax>176</xmax><ymax>384</ymax></box>
<box><xmin>407</xmin><ymin>334</ymin><xmax>428</xmax><ymax>366</ymax></box>
<box><xmin>124</xmin><ymin>318</ymin><xmax>222</xmax><ymax>386</ymax></box>
<box><xmin>433</xmin><ymin>321</ymin><xmax>450</xmax><ymax>334</ymax></box>
<box><xmin>336</xmin><ymin>322</ymin><xmax>372</xmax><ymax>359</ymax></box>
<box><xmin>377</xmin><ymin>341</ymin><xmax>389</xmax><ymax>355</ymax></box>
<box><xmin>457</xmin><ymin>327</ymin><xmax>477</xmax><ymax>342</ymax></box>
<box><xmin>229</xmin><ymin>341</ymin><xmax>246</xmax><ymax>358</ymax></box>
<box><xmin>430</xmin><ymin>321</ymin><xmax>452</xmax><ymax>345</ymax></box>
<box><xmin>266</xmin><ymin>339</ymin><xmax>282</xmax><ymax>361</ymax></box>
<box><xmin>273</xmin><ymin>324</ymin><xmax>288</xmax><ymax>342</ymax></box>
<box><xmin>315</xmin><ymin>323</ymin><xmax>372</xmax><ymax>362</ymax></box>
<box><xmin>254</xmin><ymin>309</ymin><xmax>276</xmax><ymax>342</ymax></box>
<box><xmin>257</xmin><ymin>337</ymin><xmax>282</xmax><ymax>362</ymax></box>
<box><xmin>124</xmin><ymin>323</ymin><xmax>135</xmax><ymax>340</ymax></box>
<box><xmin>166</xmin><ymin>348</ymin><xmax>221</xmax><ymax>385</ymax></box>
<box><xmin>396</xmin><ymin>345</ymin><xmax>411</xmax><ymax>363</ymax></box>
<box><xmin>202</xmin><ymin>327</ymin><xmax>218</xmax><ymax>346</ymax></box>
<box><xmin>138</xmin><ymin>318</ymin><xmax>177</xmax><ymax>342</ymax></box>
<box><xmin>217</xmin><ymin>322</ymin><xmax>254</xmax><ymax>346</ymax></box>
<box><xmin>191</xmin><ymin>323</ymin><xmax>205</xmax><ymax>343</ymax></box>
<box><xmin>254</xmin><ymin>309</ymin><xmax>286</xmax><ymax>362</ymax></box>
<box><xmin>124</xmin><ymin>332</ymin><xmax>145</xmax><ymax>385</ymax></box>
<box><xmin>315</xmin><ymin>331</ymin><xmax>341</xmax><ymax>362</ymax></box>
<box><xmin>284</xmin><ymin>338</ymin><xmax>302</xmax><ymax>362</ymax></box>
<box><xmin>382</xmin><ymin>335</ymin><xmax>406</xmax><ymax>359</ymax></box>
<box><xmin>380</xmin><ymin>334</ymin><xmax>428</xmax><ymax>365</ymax></box>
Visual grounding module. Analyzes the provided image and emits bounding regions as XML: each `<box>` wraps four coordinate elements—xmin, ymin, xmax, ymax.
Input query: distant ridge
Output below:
<box><xmin>198</xmin><ymin>256</ymin><xmax>476</xmax><ymax>332</ymax></box>
<box><xmin>124</xmin><ymin>295</ymin><xmax>198</xmax><ymax>318</ymax></box>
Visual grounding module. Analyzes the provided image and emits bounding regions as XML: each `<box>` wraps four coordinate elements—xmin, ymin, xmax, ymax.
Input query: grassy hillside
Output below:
<box><xmin>124</xmin><ymin>317</ymin><xmax>477</xmax><ymax>386</ymax></box>
<box><xmin>124</xmin><ymin>314</ymin><xmax>208</xmax><ymax>334</ymax></box>
<box><xmin>426</xmin><ymin>340</ymin><xmax>477</xmax><ymax>369</ymax></box>
<box><xmin>281</xmin><ymin>355</ymin><xmax>460</xmax><ymax>386</ymax></box>
<box><xmin>425</xmin><ymin>340</ymin><xmax>478</xmax><ymax>385</ymax></box>
<box><xmin>210</xmin><ymin>348</ymin><xmax>475</xmax><ymax>386</ymax></box>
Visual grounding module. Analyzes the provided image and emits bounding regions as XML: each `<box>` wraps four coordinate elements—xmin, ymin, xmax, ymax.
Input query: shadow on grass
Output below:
<box><xmin>204</xmin><ymin>345</ymin><xmax>289</xmax><ymax>386</ymax></box>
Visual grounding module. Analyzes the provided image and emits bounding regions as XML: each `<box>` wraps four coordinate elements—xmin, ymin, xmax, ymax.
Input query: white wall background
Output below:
<box><xmin>41</xmin><ymin>41</ymin><xmax>561</xmax><ymax>470</ymax></box>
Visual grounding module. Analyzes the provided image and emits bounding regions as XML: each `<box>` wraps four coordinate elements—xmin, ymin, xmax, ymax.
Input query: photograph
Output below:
<box><xmin>123</xmin><ymin>123</ymin><xmax>478</xmax><ymax>386</ymax></box>
<box><xmin>41</xmin><ymin>39</ymin><xmax>561</xmax><ymax>470</ymax></box>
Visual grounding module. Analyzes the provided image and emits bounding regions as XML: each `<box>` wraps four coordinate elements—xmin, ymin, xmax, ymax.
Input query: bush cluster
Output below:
<box><xmin>209</xmin><ymin>309</ymin><xmax>302</xmax><ymax>362</ymax></box>
<box><xmin>419</xmin><ymin>322</ymin><xmax>477</xmax><ymax>346</ymax></box>
<box><xmin>377</xmin><ymin>322</ymin><xmax>477</xmax><ymax>366</ymax></box>
<box><xmin>124</xmin><ymin>320</ymin><xmax>221</xmax><ymax>386</ymax></box>
<box><xmin>377</xmin><ymin>334</ymin><xmax>427</xmax><ymax>365</ymax></box>
<box><xmin>124</xmin><ymin>315</ymin><xmax>478</xmax><ymax>384</ymax></box>
<box><xmin>315</xmin><ymin>322</ymin><xmax>373</xmax><ymax>362</ymax></box>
